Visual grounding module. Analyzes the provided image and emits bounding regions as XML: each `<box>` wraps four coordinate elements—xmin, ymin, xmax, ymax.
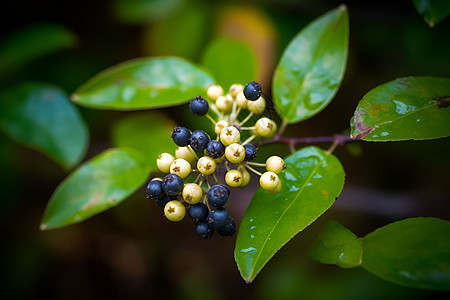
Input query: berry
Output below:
<box><xmin>170</xmin><ymin>158</ymin><xmax>191</xmax><ymax>178</ymax></box>
<box><xmin>197</xmin><ymin>156</ymin><xmax>216</xmax><ymax>175</ymax></box>
<box><xmin>206</xmin><ymin>140</ymin><xmax>225</xmax><ymax>159</ymax></box>
<box><xmin>162</xmin><ymin>173</ymin><xmax>184</xmax><ymax>195</ymax></box>
<box><xmin>217</xmin><ymin>219</ymin><xmax>236</xmax><ymax>236</ymax></box>
<box><xmin>208</xmin><ymin>208</ymin><xmax>231</xmax><ymax>229</ymax></box>
<box><xmin>155</xmin><ymin>194</ymin><xmax>170</xmax><ymax>207</ymax></box>
<box><xmin>236</xmin><ymin>91</ymin><xmax>248</xmax><ymax>109</ymax></box>
<box><xmin>225</xmin><ymin>143</ymin><xmax>245</xmax><ymax>164</ymax></box>
<box><xmin>207</xmin><ymin>185</ymin><xmax>230</xmax><ymax>207</ymax></box>
<box><xmin>214</xmin><ymin>120</ymin><xmax>229</xmax><ymax>135</ymax></box>
<box><xmin>188</xmin><ymin>203</ymin><xmax>209</xmax><ymax>223</ymax></box>
<box><xmin>243</xmin><ymin>81</ymin><xmax>262</xmax><ymax>100</ymax></box>
<box><xmin>157</xmin><ymin>153</ymin><xmax>175</xmax><ymax>173</ymax></box>
<box><xmin>171</xmin><ymin>126</ymin><xmax>191</xmax><ymax>146</ymax></box>
<box><xmin>229</xmin><ymin>83</ymin><xmax>244</xmax><ymax>97</ymax></box>
<box><xmin>220</xmin><ymin>126</ymin><xmax>240</xmax><ymax>146</ymax></box>
<box><xmin>195</xmin><ymin>222</ymin><xmax>214</xmax><ymax>239</ymax></box>
<box><xmin>255</xmin><ymin>117</ymin><xmax>277</xmax><ymax>138</ymax></box>
<box><xmin>244</xmin><ymin>144</ymin><xmax>258</xmax><ymax>161</ymax></box>
<box><xmin>182</xmin><ymin>183</ymin><xmax>203</xmax><ymax>205</ymax></box>
<box><xmin>190</xmin><ymin>130</ymin><xmax>210</xmax><ymax>151</ymax></box>
<box><xmin>164</xmin><ymin>200</ymin><xmax>186</xmax><ymax>222</ymax></box>
<box><xmin>216</xmin><ymin>95</ymin><xmax>233</xmax><ymax>113</ymax></box>
<box><xmin>207</xmin><ymin>85</ymin><xmax>223</xmax><ymax>101</ymax></box>
<box><xmin>268</xmin><ymin>180</ymin><xmax>282</xmax><ymax>194</ymax></box>
<box><xmin>266</xmin><ymin>156</ymin><xmax>285</xmax><ymax>174</ymax></box>
<box><xmin>238</xmin><ymin>165</ymin><xmax>251</xmax><ymax>188</ymax></box>
<box><xmin>190</xmin><ymin>96</ymin><xmax>209</xmax><ymax>116</ymax></box>
<box><xmin>175</xmin><ymin>146</ymin><xmax>196</xmax><ymax>165</ymax></box>
<box><xmin>247</xmin><ymin>96</ymin><xmax>266</xmax><ymax>114</ymax></box>
<box><xmin>146</xmin><ymin>180</ymin><xmax>165</xmax><ymax>200</ymax></box>
<box><xmin>225</xmin><ymin>169</ymin><xmax>243</xmax><ymax>187</ymax></box>
<box><xmin>260</xmin><ymin>171</ymin><xmax>280</xmax><ymax>191</ymax></box>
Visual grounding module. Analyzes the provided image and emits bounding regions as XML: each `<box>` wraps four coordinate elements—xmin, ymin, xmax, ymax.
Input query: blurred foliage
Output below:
<box><xmin>413</xmin><ymin>0</ymin><xmax>450</xmax><ymax>27</ymax></box>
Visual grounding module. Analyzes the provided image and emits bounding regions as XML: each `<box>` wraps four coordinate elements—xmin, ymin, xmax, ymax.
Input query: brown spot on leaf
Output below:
<box><xmin>351</xmin><ymin>111</ymin><xmax>377</xmax><ymax>140</ymax></box>
<box><xmin>399</xmin><ymin>78</ymin><xmax>411</xmax><ymax>88</ymax></box>
<box><xmin>322</xmin><ymin>190</ymin><xmax>328</xmax><ymax>197</ymax></box>
<box><xmin>435</xmin><ymin>96</ymin><xmax>450</xmax><ymax>108</ymax></box>
<box><xmin>370</xmin><ymin>104</ymin><xmax>388</xmax><ymax>116</ymax></box>
<box><xmin>333</xmin><ymin>20</ymin><xmax>341</xmax><ymax>32</ymax></box>
<box><xmin>84</xmin><ymin>192</ymin><xmax>102</xmax><ymax>211</ymax></box>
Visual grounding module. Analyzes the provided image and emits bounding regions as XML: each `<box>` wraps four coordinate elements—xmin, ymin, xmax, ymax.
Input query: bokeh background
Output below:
<box><xmin>1</xmin><ymin>0</ymin><xmax>449</xmax><ymax>299</ymax></box>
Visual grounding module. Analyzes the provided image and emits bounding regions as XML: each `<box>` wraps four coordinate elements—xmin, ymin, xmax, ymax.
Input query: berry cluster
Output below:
<box><xmin>146</xmin><ymin>81</ymin><xmax>285</xmax><ymax>239</ymax></box>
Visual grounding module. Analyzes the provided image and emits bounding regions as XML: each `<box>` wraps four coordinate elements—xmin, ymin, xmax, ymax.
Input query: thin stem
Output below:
<box><xmin>240</xmin><ymin>126</ymin><xmax>255</xmax><ymax>130</ymax></box>
<box><xmin>213</xmin><ymin>174</ymin><xmax>220</xmax><ymax>184</ymax></box>
<box><xmin>246</xmin><ymin>164</ymin><xmax>263</xmax><ymax>176</ymax></box>
<box><xmin>289</xmin><ymin>141</ymin><xmax>296</xmax><ymax>154</ymax></box>
<box><xmin>277</xmin><ymin>120</ymin><xmax>288</xmax><ymax>137</ymax></box>
<box><xmin>230</xmin><ymin>99</ymin><xmax>237</xmax><ymax>122</ymax></box>
<box><xmin>238</xmin><ymin>112</ymin><xmax>254</xmax><ymax>127</ymax></box>
<box><xmin>210</xmin><ymin>103</ymin><xmax>223</xmax><ymax>120</ymax></box>
<box><xmin>224</xmin><ymin>162</ymin><xmax>231</xmax><ymax>172</ymax></box>
<box><xmin>205</xmin><ymin>114</ymin><xmax>216</xmax><ymax>125</ymax></box>
<box><xmin>231</xmin><ymin>107</ymin><xmax>242</xmax><ymax>124</ymax></box>
<box><xmin>241</xmin><ymin>134</ymin><xmax>256</xmax><ymax>146</ymax></box>
<box><xmin>245</xmin><ymin>161</ymin><xmax>266</xmax><ymax>167</ymax></box>
<box><xmin>187</xmin><ymin>145</ymin><xmax>199</xmax><ymax>160</ymax></box>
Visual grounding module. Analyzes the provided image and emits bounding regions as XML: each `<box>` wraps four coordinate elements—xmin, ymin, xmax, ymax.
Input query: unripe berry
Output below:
<box><xmin>235</xmin><ymin>91</ymin><xmax>248</xmax><ymax>109</ymax></box>
<box><xmin>170</xmin><ymin>158</ymin><xmax>191</xmax><ymax>178</ymax></box>
<box><xmin>175</xmin><ymin>146</ymin><xmax>196</xmax><ymax>165</ymax></box>
<box><xmin>182</xmin><ymin>183</ymin><xmax>203</xmax><ymax>204</ymax></box>
<box><xmin>247</xmin><ymin>96</ymin><xmax>266</xmax><ymax>114</ymax></box>
<box><xmin>164</xmin><ymin>200</ymin><xmax>186</xmax><ymax>222</ymax></box>
<box><xmin>190</xmin><ymin>96</ymin><xmax>209</xmax><ymax>116</ymax></box>
<box><xmin>225</xmin><ymin>143</ymin><xmax>245</xmax><ymax>164</ymax></box>
<box><xmin>225</xmin><ymin>169</ymin><xmax>243</xmax><ymax>187</ymax></box>
<box><xmin>268</xmin><ymin>180</ymin><xmax>282</xmax><ymax>194</ymax></box>
<box><xmin>243</xmin><ymin>81</ymin><xmax>262</xmax><ymax>100</ymax></box>
<box><xmin>266</xmin><ymin>156</ymin><xmax>285</xmax><ymax>174</ymax></box>
<box><xmin>214</xmin><ymin>120</ymin><xmax>229</xmax><ymax>135</ymax></box>
<box><xmin>243</xmin><ymin>144</ymin><xmax>258</xmax><ymax>161</ymax></box>
<box><xmin>216</xmin><ymin>95</ymin><xmax>233</xmax><ymax>113</ymax></box>
<box><xmin>255</xmin><ymin>117</ymin><xmax>277</xmax><ymax>138</ymax></box>
<box><xmin>217</xmin><ymin>219</ymin><xmax>236</xmax><ymax>236</ymax></box>
<box><xmin>162</xmin><ymin>173</ymin><xmax>184</xmax><ymax>195</ymax></box>
<box><xmin>190</xmin><ymin>130</ymin><xmax>210</xmax><ymax>151</ymax></box>
<box><xmin>220</xmin><ymin>126</ymin><xmax>240</xmax><ymax>146</ymax></box>
<box><xmin>260</xmin><ymin>171</ymin><xmax>280</xmax><ymax>191</ymax></box>
<box><xmin>206</xmin><ymin>140</ymin><xmax>225</xmax><ymax>159</ymax></box>
<box><xmin>157</xmin><ymin>153</ymin><xmax>175</xmax><ymax>173</ymax></box>
<box><xmin>195</xmin><ymin>222</ymin><xmax>214</xmax><ymax>239</ymax></box>
<box><xmin>189</xmin><ymin>203</ymin><xmax>209</xmax><ymax>223</ymax></box>
<box><xmin>207</xmin><ymin>84</ymin><xmax>223</xmax><ymax>101</ymax></box>
<box><xmin>229</xmin><ymin>83</ymin><xmax>244</xmax><ymax>97</ymax></box>
<box><xmin>197</xmin><ymin>156</ymin><xmax>216</xmax><ymax>175</ymax></box>
<box><xmin>171</xmin><ymin>126</ymin><xmax>191</xmax><ymax>146</ymax></box>
<box><xmin>238</xmin><ymin>165</ymin><xmax>251</xmax><ymax>187</ymax></box>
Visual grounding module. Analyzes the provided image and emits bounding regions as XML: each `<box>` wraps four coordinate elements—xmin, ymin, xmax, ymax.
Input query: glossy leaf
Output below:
<box><xmin>272</xmin><ymin>5</ymin><xmax>349</xmax><ymax>124</ymax></box>
<box><xmin>350</xmin><ymin>77</ymin><xmax>450</xmax><ymax>141</ymax></box>
<box><xmin>362</xmin><ymin>217</ymin><xmax>450</xmax><ymax>290</ymax></box>
<box><xmin>0</xmin><ymin>83</ymin><xmax>88</xmax><ymax>169</ymax></box>
<box><xmin>111</xmin><ymin>112</ymin><xmax>175</xmax><ymax>170</ymax></box>
<box><xmin>413</xmin><ymin>0</ymin><xmax>450</xmax><ymax>27</ymax></box>
<box><xmin>41</xmin><ymin>148</ymin><xmax>150</xmax><ymax>230</ymax></box>
<box><xmin>202</xmin><ymin>38</ymin><xmax>258</xmax><ymax>90</ymax></box>
<box><xmin>309</xmin><ymin>220</ymin><xmax>362</xmax><ymax>268</ymax></box>
<box><xmin>235</xmin><ymin>146</ymin><xmax>345</xmax><ymax>283</ymax></box>
<box><xmin>0</xmin><ymin>23</ymin><xmax>76</xmax><ymax>75</ymax></box>
<box><xmin>72</xmin><ymin>57</ymin><xmax>215</xmax><ymax>110</ymax></box>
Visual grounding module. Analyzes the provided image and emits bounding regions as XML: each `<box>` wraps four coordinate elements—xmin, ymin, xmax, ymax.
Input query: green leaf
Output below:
<box><xmin>350</xmin><ymin>77</ymin><xmax>450</xmax><ymax>141</ymax></box>
<box><xmin>309</xmin><ymin>220</ymin><xmax>362</xmax><ymax>268</ymax></box>
<box><xmin>111</xmin><ymin>112</ymin><xmax>175</xmax><ymax>170</ymax></box>
<box><xmin>0</xmin><ymin>83</ymin><xmax>88</xmax><ymax>169</ymax></box>
<box><xmin>413</xmin><ymin>0</ymin><xmax>450</xmax><ymax>27</ymax></box>
<box><xmin>0</xmin><ymin>23</ymin><xmax>76</xmax><ymax>75</ymax></box>
<box><xmin>272</xmin><ymin>5</ymin><xmax>349</xmax><ymax>124</ymax></box>
<box><xmin>72</xmin><ymin>57</ymin><xmax>215</xmax><ymax>110</ymax></box>
<box><xmin>235</xmin><ymin>146</ymin><xmax>345</xmax><ymax>283</ymax></box>
<box><xmin>114</xmin><ymin>0</ymin><xmax>183</xmax><ymax>24</ymax></box>
<box><xmin>361</xmin><ymin>217</ymin><xmax>450</xmax><ymax>290</ymax></box>
<box><xmin>41</xmin><ymin>148</ymin><xmax>150</xmax><ymax>230</ymax></box>
<box><xmin>202</xmin><ymin>38</ymin><xmax>258</xmax><ymax>90</ymax></box>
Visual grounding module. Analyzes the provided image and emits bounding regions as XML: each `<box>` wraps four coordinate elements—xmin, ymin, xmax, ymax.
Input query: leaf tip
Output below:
<box><xmin>338</xmin><ymin>4</ymin><xmax>347</xmax><ymax>11</ymax></box>
<box><xmin>40</xmin><ymin>223</ymin><xmax>48</xmax><ymax>231</ymax></box>
<box><xmin>71</xmin><ymin>93</ymin><xmax>79</xmax><ymax>102</ymax></box>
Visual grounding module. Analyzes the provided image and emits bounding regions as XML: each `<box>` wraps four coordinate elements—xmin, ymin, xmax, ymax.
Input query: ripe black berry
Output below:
<box><xmin>188</xmin><ymin>203</ymin><xmax>209</xmax><ymax>223</ymax></box>
<box><xmin>146</xmin><ymin>180</ymin><xmax>165</xmax><ymax>200</ymax></box>
<box><xmin>205</xmin><ymin>140</ymin><xmax>225</xmax><ymax>159</ymax></box>
<box><xmin>171</xmin><ymin>126</ymin><xmax>191</xmax><ymax>147</ymax></box>
<box><xmin>244</xmin><ymin>144</ymin><xmax>258</xmax><ymax>161</ymax></box>
<box><xmin>207</xmin><ymin>185</ymin><xmax>230</xmax><ymax>207</ymax></box>
<box><xmin>190</xmin><ymin>96</ymin><xmax>209</xmax><ymax>116</ymax></box>
<box><xmin>217</xmin><ymin>219</ymin><xmax>236</xmax><ymax>236</ymax></box>
<box><xmin>189</xmin><ymin>130</ymin><xmax>210</xmax><ymax>151</ymax></box>
<box><xmin>195</xmin><ymin>222</ymin><xmax>214</xmax><ymax>239</ymax></box>
<box><xmin>162</xmin><ymin>173</ymin><xmax>184</xmax><ymax>195</ymax></box>
<box><xmin>207</xmin><ymin>208</ymin><xmax>231</xmax><ymax>229</ymax></box>
<box><xmin>243</xmin><ymin>81</ymin><xmax>262</xmax><ymax>101</ymax></box>
<box><xmin>155</xmin><ymin>194</ymin><xmax>170</xmax><ymax>207</ymax></box>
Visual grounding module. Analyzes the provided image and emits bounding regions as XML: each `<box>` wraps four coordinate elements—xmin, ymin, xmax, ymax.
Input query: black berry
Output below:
<box><xmin>205</xmin><ymin>140</ymin><xmax>225</xmax><ymax>159</ymax></box>
<box><xmin>190</xmin><ymin>96</ymin><xmax>209</xmax><ymax>116</ymax></box>
<box><xmin>155</xmin><ymin>194</ymin><xmax>170</xmax><ymax>207</ymax></box>
<box><xmin>207</xmin><ymin>185</ymin><xmax>230</xmax><ymax>208</ymax></box>
<box><xmin>162</xmin><ymin>173</ymin><xmax>184</xmax><ymax>195</ymax></box>
<box><xmin>146</xmin><ymin>180</ymin><xmax>165</xmax><ymax>200</ymax></box>
<box><xmin>243</xmin><ymin>81</ymin><xmax>262</xmax><ymax>101</ymax></box>
<box><xmin>188</xmin><ymin>203</ymin><xmax>209</xmax><ymax>223</ymax></box>
<box><xmin>195</xmin><ymin>222</ymin><xmax>214</xmax><ymax>239</ymax></box>
<box><xmin>217</xmin><ymin>219</ymin><xmax>236</xmax><ymax>236</ymax></box>
<box><xmin>171</xmin><ymin>126</ymin><xmax>191</xmax><ymax>147</ymax></box>
<box><xmin>207</xmin><ymin>208</ymin><xmax>231</xmax><ymax>229</ymax></box>
<box><xmin>189</xmin><ymin>130</ymin><xmax>210</xmax><ymax>151</ymax></box>
<box><xmin>244</xmin><ymin>144</ymin><xmax>258</xmax><ymax>161</ymax></box>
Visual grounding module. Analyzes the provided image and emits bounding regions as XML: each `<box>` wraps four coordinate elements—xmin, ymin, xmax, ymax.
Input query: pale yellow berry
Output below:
<box><xmin>238</xmin><ymin>165</ymin><xmax>251</xmax><ymax>187</ymax></box>
<box><xmin>182</xmin><ymin>183</ymin><xmax>203</xmax><ymax>204</ymax></box>
<box><xmin>216</xmin><ymin>95</ymin><xmax>233</xmax><ymax>113</ymax></box>
<box><xmin>268</xmin><ymin>180</ymin><xmax>282</xmax><ymax>194</ymax></box>
<box><xmin>229</xmin><ymin>84</ymin><xmax>244</xmax><ymax>97</ymax></box>
<box><xmin>157</xmin><ymin>153</ymin><xmax>175</xmax><ymax>173</ymax></box>
<box><xmin>207</xmin><ymin>84</ymin><xmax>223</xmax><ymax>101</ymax></box>
<box><xmin>220</xmin><ymin>126</ymin><xmax>240</xmax><ymax>146</ymax></box>
<box><xmin>235</xmin><ymin>91</ymin><xmax>248</xmax><ymax>109</ymax></box>
<box><xmin>255</xmin><ymin>117</ymin><xmax>277</xmax><ymax>138</ymax></box>
<box><xmin>197</xmin><ymin>156</ymin><xmax>217</xmax><ymax>175</ymax></box>
<box><xmin>225</xmin><ymin>143</ymin><xmax>245</xmax><ymax>164</ymax></box>
<box><xmin>259</xmin><ymin>171</ymin><xmax>280</xmax><ymax>191</ymax></box>
<box><xmin>164</xmin><ymin>200</ymin><xmax>186</xmax><ymax>222</ymax></box>
<box><xmin>266</xmin><ymin>156</ymin><xmax>285</xmax><ymax>174</ymax></box>
<box><xmin>151</xmin><ymin>177</ymin><xmax>163</xmax><ymax>181</ymax></box>
<box><xmin>214</xmin><ymin>120</ymin><xmax>229</xmax><ymax>135</ymax></box>
<box><xmin>175</xmin><ymin>146</ymin><xmax>196</xmax><ymax>165</ymax></box>
<box><xmin>170</xmin><ymin>158</ymin><xmax>191</xmax><ymax>178</ymax></box>
<box><xmin>225</xmin><ymin>169</ymin><xmax>243</xmax><ymax>187</ymax></box>
<box><xmin>248</xmin><ymin>96</ymin><xmax>266</xmax><ymax>114</ymax></box>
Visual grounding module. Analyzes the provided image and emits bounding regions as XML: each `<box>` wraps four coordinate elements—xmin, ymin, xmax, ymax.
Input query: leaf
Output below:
<box><xmin>0</xmin><ymin>82</ymin><xmax>88</xmax><ymax>169</ymax></box>
<box><xmin>235</xmin><ymin>146</ymin><xmax>345</xmax><ymax>283</ymax></box>
<box><xmin>114</xmin><ymin>0</ymin><xmax>183</xmax><ymax>24</ymax></box>
<box><xmin>272</xmin><ymin>5</ymin><xmax>349</xmax><ymax>124</ymax></box>
<box><xmin>361</xmin><ymin>217</ymin><xmax>450</xmax><ymax>290</ymax></box>
<box><xmin>350</xmin><ymin>77</ymin><xmax>450</xmax><ymax>141</ymax></box>
<box><xmin>309</xmin><ymin>220</ymin><xmax>362</xmax><ymax>268</ymax></box>
<box><xmin>0</xmin><ymin>23</ymin><xmax>76</xmax><ymax>75</ymax></box>
<box><xmin>413</xmin><ymin>0</ymin><xmax>450</xmax><ymax>27</ymax></box>
<box><xmin>202</xmin><ymin>38</ymin><xmax>258</xmax><ymax>90</ymax></box>
<box><xmin>41</xmin><ymin>148</ymin><xmax>150</xmax><ymax>230</ymax></box>
<box><xmin>111</xmin><ymin>112</ymin><xmax>175</xmax><ymax>170</ymax></box>
<box><xmin>72</xmin><ymin>57</ymin><xmax>215</xmax><ymax>110</ymax></box>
